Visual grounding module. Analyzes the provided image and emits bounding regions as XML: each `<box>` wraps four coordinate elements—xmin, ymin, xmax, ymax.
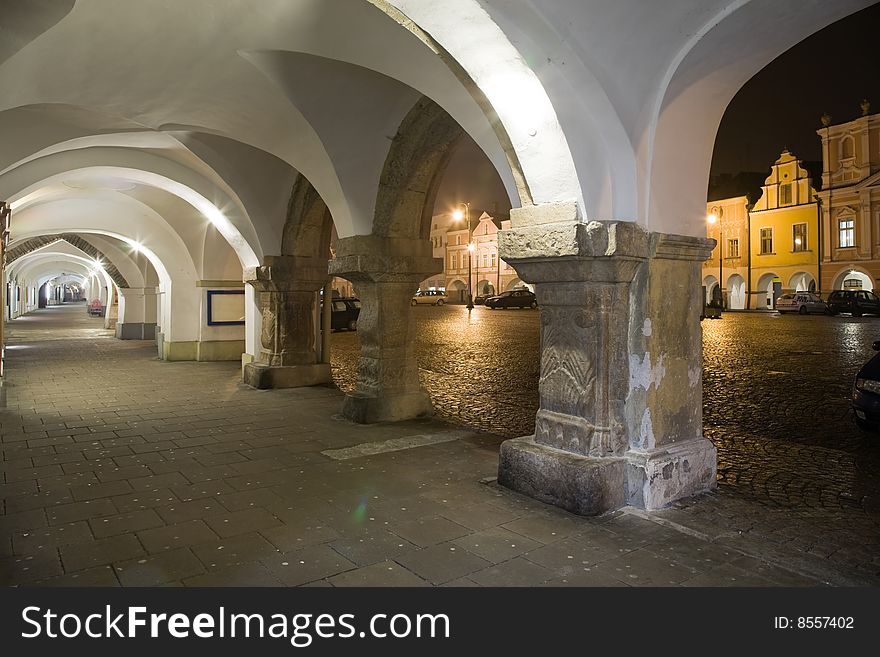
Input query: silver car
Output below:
<box><xmin>411</xmin><ymin>290</ymin><xmax>448</xmax><ymax>306</ymax></box>
<box><xmin>776</xmin><ymin>292</ymin><xmax>830</xmax><ymax>315</ymax></box>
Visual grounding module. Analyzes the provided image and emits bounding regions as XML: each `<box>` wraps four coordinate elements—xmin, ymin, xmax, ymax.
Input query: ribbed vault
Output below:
<box><xmin>6</xmin><ymin>234</ymin><xmax>130</xmax><ymax>288</ymax></box>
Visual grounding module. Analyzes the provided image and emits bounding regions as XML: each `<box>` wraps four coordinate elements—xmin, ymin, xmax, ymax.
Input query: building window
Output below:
<box><xmin>839</xmin><ymin>218</ymin><xmax>855</xmax><ymax>248</ymax></box>
<box><xmin>780</xmin><ymin>184</ymin><xmax>792</xmax><ymax>205</ymax></box>
<box><xmin>760</xmin><ymin>228</ymin><xmax>773</xmax><ymax>254</ymax></box>
<box><xmin>792</xmin><ymin>223</ymin><xmax>807</xmax><ymax>252</ymax></box>
<box><xmin>727</xmin><ymin>239</ymin><xmax>739</xmax><ymax>258</ymax></box>
<box><xmin>491</xmin><ymin>253</ymin><xmax>497</xmax><ymax>268</ymax></box>
<box><xmin>450</xmin><ymin>255</ymin><xmax>457</xmax><ymax>270</ymax></box>
<box><xmin>482</xmin><ymin>254</ymin><xmax>488</xmax><ymax>268</ymax></box>
<box><xmin>456</xmin><ymin>235</ymin><xmax>461</xmax><ymax>246</ymax></box>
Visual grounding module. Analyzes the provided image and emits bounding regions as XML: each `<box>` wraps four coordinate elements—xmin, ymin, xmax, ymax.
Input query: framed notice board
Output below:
<box><xmin>207</xmin><ymin>289</ymin><xmax>245</xmax><ymax>326</ymax></box>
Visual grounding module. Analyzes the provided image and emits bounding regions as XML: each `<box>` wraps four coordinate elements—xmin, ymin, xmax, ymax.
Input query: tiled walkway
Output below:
<box><xmin>0</xmin><ymin>304</ymin><xmax>875</xmax><ymax>586</ymax></box>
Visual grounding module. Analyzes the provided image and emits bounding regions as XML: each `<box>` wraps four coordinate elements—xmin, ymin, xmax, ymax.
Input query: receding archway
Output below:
<box><xmin>702</xmin><ymin>274</ymin><xmax>719</xmax><ymax>305</ymax></box>
<box><xmin>832</xmin><ymin>267</ymin><xmax>874</xmax><ymax>292</ymax></box>
<box><xmin>447</xmin><ymin>279</ymin><xmax>467</xmax><ymax>304</ymax></box>
<box><xmin>756</xmin><ymin>273</ymin><xmax>782</xmax><ymax>309</ymax></box>
<box><xmin>726</xmin><ymin>274</ymin><xmax>746</xmax><ymax>309</ymax></box>
<box><xmin>789</xmin><ymin>271</ymin><xmax>817</xmax><ymax>293</ymax></box>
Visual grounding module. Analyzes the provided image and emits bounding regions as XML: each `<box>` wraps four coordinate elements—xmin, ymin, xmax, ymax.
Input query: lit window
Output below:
<box><xmin>839</xmin><ymin>218</ymin><xmax>855</xmax><ymax>248</ymax></box>
<box><xmin>760</xmin><ymin>228</ymin><xmax>773</xmax><ymax>254</ymax></box>
<box><xmin>728</xmin><ymin>239</ymin><xmax>739</xmax><ymax>258</ymax></box>
<box><xmin>792</xmin><ymin>224</ymin><xmax>807</xmax><ymax>252</ymax></box>
<box><xmin>780</xmin><ymin>184</ymin><xmax>792</xmax><ymax>205</ymax></box>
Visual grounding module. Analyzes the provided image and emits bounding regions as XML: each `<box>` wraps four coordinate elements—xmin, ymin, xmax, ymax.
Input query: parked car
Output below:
<box><xmin>411</xmin><ymin>290</ymin><xmax>448</xmax><ymax>306</ymax></box>
<box><xmin>775</xmin><ymin>292</ymin><xmax>831</xmax><ymax>315</ymax></box>
<box><xmin>473</xmin><ymin>294</ymin><xmax>490</xmax><ymax>305</ymax></box>
<box><xmin>485</xmin><ymin>289</ymin><xmax>538</xmax><ymax>309</ymax></box>
<box><xmin>827</xmin><ymin>289</ymin><xmax>880</xmax><ymax>317</ymax></box>
<box><xmin>852</xmin><ymin>340</ymin><xmax>880</xmax><ymax>431</ymax></box>
<box><xmin>322</xmin><ymin>297</ymin><xmax>361</xmax><ymax>331</ymax></box>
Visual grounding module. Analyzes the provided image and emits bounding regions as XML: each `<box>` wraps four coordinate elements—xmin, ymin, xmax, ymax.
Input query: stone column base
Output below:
<box><xmin>115</xmin><ymin>322</ymin><xmax>157</xmax><ymax>340</ymax></box>
<box><xmin>497</xmin><ymin>436</ymin><xmax>626</xmax><ymax>516</ymax></box>
<box><xmin>342</xmin><ymin>389</ymin><xmax>432</xmax><ymax>424</ymax></box>
<box><xmin>625</xmin><ymin>438</ymin><xmax>717</xmax><ymax>511</ymax></box>
<box><xmin>243</xmin><ymin>362</ymin><xmax>332</xmax><ymax>389</ymax></box>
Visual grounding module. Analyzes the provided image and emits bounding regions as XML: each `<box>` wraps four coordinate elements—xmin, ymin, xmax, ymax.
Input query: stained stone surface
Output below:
<box><xmin>498</xmin><ymin>217</ymin><xmax>715</xmax><ymax>514</ymax></box>
<box><xmin>243</xmin><ymin>255</ymin><xmax>331</xmax><ymax>389</ymax></box>
<box><xmin>329</xmin><ymin>235</ymin><xmax>440</xmax><ymax>423</ymax></box>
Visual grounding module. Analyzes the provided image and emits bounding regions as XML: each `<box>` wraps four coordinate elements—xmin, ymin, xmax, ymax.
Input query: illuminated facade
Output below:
<box><xmin>704</xmin><ymin>196</ymin><xmax>750</xmax><ymax>309</ymax></box>
<box><xmin>703</xmin><ymin>150</ymin><xmax>819</xmax><ymax>309</ymax></box>
<box><xmin>748</xmin><ymin>150</ymin><xmax>820</xmax><ymax>308</ymax></box>
<box><xmin>419</xmin><ymin>211</ymin><xmax>528</xmax><ymax>303</ymax></box>
<box><xmin>816</xmin><ymin>104</ymin><xmax>880</xmax><ymax>292</ymax></box>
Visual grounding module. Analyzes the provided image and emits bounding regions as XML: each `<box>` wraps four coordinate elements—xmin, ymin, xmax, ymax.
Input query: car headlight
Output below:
<box><xmin>856</xmin><ymin>378</ymin><xmax>880</xmax><ymax>394</ymax></box>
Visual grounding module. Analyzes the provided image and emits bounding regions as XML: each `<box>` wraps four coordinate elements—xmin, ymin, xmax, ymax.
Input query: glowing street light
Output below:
<box><xmin>453</xmin><ymin>203</ymin><xmax>474</xmax><ymax>309</ymax></box>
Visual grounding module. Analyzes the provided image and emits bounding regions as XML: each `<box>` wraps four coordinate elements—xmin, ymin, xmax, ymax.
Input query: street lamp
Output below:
<box><xmin>452</xmin><ymin>202</ymin><xmax>474</xmax><ymax>309</ymax></box>
<box><xmin>707</xmin><ymin>209</ymin><xmax>723</xmax><ymax>307</ymax></box>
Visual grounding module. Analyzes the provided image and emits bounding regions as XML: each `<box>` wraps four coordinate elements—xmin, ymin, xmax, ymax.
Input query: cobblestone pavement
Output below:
<box><xmin>332</xmin><ymin>306</ymin><xmax>880</xmax><ymax>580</ymax></box>
<box><xmin>1</xmin><ymin>303</ymin><xmax>877</xmax><ymax>586</ymax></box>
<box><xmin>333</xmin><ymin>308</ymin><xmax>880</xmax><ymax>473</ymax></box>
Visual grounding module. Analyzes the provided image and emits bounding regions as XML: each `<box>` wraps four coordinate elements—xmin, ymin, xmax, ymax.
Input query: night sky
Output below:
<box><xmin>711</xmin><ymin>2</ymin><xmax>880</xmax><ymax>178</ymax></box>
<box><xmin>434</xmin><ymin>1</ymin><xmax>880</xmax><ymax>216</ymax></box>
<box><xmin>433</xmin><ymin>135</ymin><xmax>512</xmax><ymax>219</ymax></box>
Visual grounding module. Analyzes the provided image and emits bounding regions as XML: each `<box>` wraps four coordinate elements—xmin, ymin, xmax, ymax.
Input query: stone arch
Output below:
<box><xmin>702</xmin><ymin>274</ymin><xmax>719</xmax><ymax>304</ymax></box>
<box><xmin>789</xmin><ymin>271</ymin><xmax>816</xmax><ymax>293</ymax></box>
<box><xmin>726</xmin><ymin>274</ymin><xmax>746</xmax><ymax>309</ymax></box>
<box><xmin>756</xmin><ymin>272</ymin><xmax>782</xmax><ymax>308</ymax></box>
<box><xmin>372</xmin><ymin>97</ymin><xmax>465</xmax><ymax>240</ymax></box>
<box><xmin>831</xmin><ymin>267</ymin><xmax>874</xmax><ymax>292</ymax></box>
<box><xmin>841</xmin><ymin>134</ymin><xmax>855</xmax><ymax>159</ymax></box>
<box><xmin>281</xmin><ymin>175</ymin><xmax>333</xmax><ymax>259</ymax></box>
<box><xmin>476</xmin><ymin>279</ymin><xmax>494</xmax><ymax>296</ymax></box>
<box><xmin>6</xmin><ymin>234</ymin><xmax>129</xmax><ymax>288</ymax></box>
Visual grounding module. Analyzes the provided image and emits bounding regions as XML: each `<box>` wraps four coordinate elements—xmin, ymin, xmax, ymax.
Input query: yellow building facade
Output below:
<box><xmin>748</xmin><ymin>150</ymin><xmax>820</xmax><ymax>308</ymax></box>
<box><xmin>816</xmin><ymin>104</ymin><xmax>880</xmax><ymax>292</ymax></box>
<box><xmin>703</xmin><ymin>149</ymin><xmax>820</xmax><ymax>309</ymax></box>
<box><xmin>704</xmin><ymin>196</ymin><xmax>750</xmax><ymax>309</ymax></box>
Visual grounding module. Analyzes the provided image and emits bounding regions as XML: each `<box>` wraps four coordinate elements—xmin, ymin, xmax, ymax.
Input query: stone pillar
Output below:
<box><xmin>328</xmin><ymin>235</ymin><xmax>441</xmax><ymax>423</ymax></box>
<box><xmin>115</xmin><ymin>287</ymin><xmax>158</xmax><ymax>340</ymax></box>
<box><xmin>625</xmin><ymin>233</ymin><xmax>718</xmax><ymax>510</ymax></box>
<box><xmin>242</xmin><ymin>255</ymin><xmax>331</xmax><ymax>389</ymax></box>
<box><xmin>497</xmin><ymin>203</ymin><xmax>717</xmax><ymax>515</ymax></box>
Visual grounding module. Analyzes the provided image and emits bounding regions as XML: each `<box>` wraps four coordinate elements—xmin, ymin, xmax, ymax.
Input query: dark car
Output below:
<box><xmin>852</xmin><ymin>340</ymin><xmax>880</xmax><ymax>431</ymax></box>
<box><xmin>323</xmin><ymin>297</ymin><xmax>361</xmax><ymax>331</ymax></box>
<box><xmin>827</xmin><ymin>289</ymin><xmax>880</xmax><ymax>317</ymax></box>
<box><xmin>473</xmin><ymin>294</ymin><xmax>493</xmax><ymax>305</ymax></box>
<box><xmin>485</xmin><ymin>289</ymin><xmax>537</xmax><ymax>309</ymax></box>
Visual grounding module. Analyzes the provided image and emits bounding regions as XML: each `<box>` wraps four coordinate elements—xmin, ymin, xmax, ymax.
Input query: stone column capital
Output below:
<box><xmin>328</xmin><ymin>235</ymin><xmax>441</xmax><ymax>283</ymax></box>
<box><xmin>649</xmin><ymin>232</ymin><xmax>715</xmax><ymax>261</ymax></box>
<box><xmin>244</xmin><ymin>255</ymin><xmax>328</xmax><ymax>293</ymax></box>
<box><xmin>500</xmin><ymin>219</ymin><xmax>648</xmax><ymax>284</ymax></box>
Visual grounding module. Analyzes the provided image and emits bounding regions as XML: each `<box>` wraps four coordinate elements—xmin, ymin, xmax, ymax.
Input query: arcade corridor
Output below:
<box><xmin>0</xmin><ymin>305</ymin><xmax>875</xmax><ymax>586</ymax></box>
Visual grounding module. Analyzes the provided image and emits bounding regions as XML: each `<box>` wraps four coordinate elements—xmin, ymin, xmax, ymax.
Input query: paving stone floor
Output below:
<box><xmin>1</xmin><ymin>303</ymin><xmax>877</xmax><ymax>586</ymax></box>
